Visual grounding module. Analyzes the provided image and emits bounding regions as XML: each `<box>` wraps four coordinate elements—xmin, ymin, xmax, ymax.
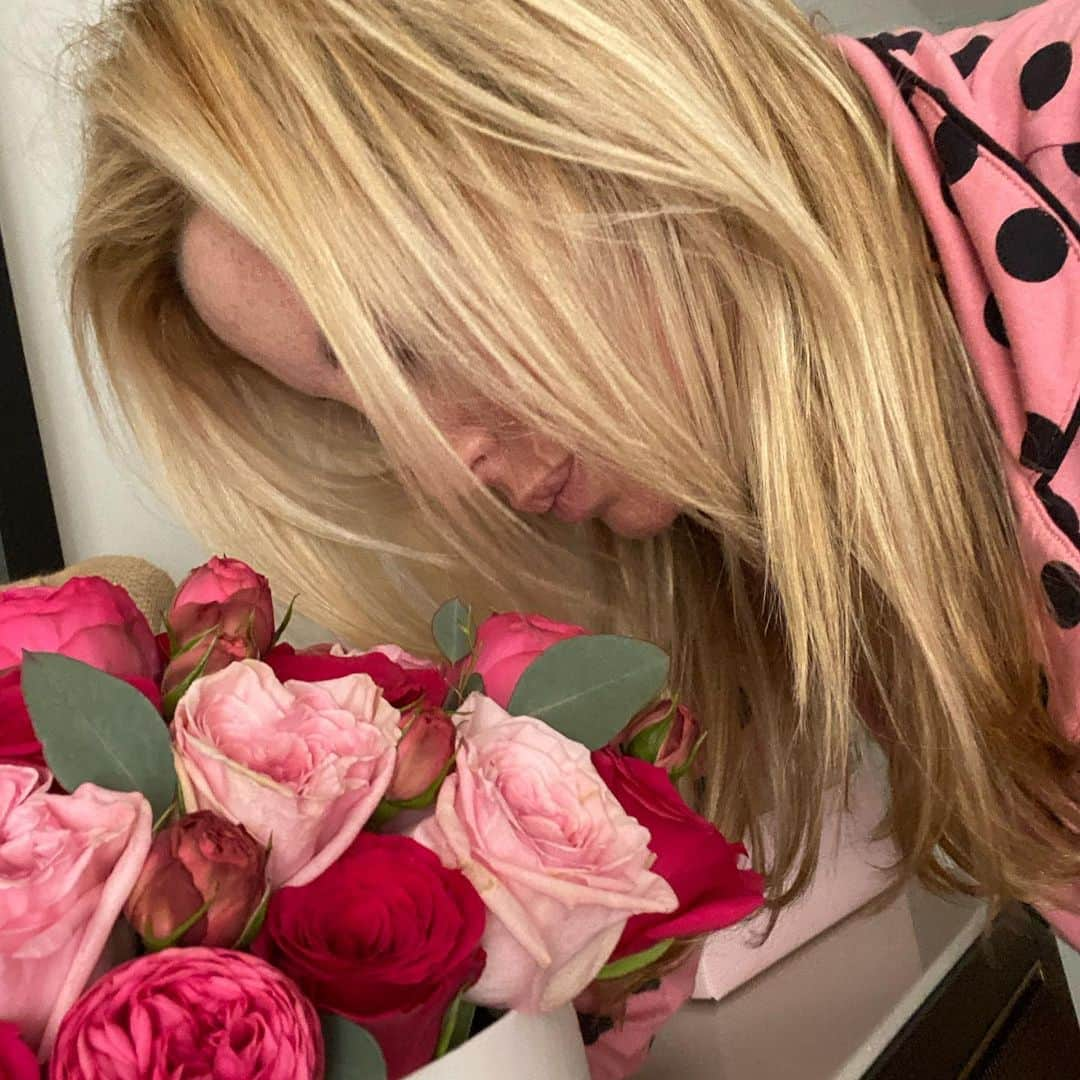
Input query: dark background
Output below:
<box><xmin>0</xmin><ymin>228</ymin><xmax>63</xmax><ymax>583</ymax></box>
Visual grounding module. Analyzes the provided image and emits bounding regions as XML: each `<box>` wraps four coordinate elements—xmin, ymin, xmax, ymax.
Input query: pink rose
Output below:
<box><xmin>592</xmin><ymin>750</ymin><xmax>764</xmax><ymax>960</ymax></box>
<box><xmin>49</xmin><ymin>947</ymin><xmax>323</xmax><ymax>1079</ymax></box>
<box><xmin>412</xmin><ymin>694</ymin><xmax>676</xmax><ymax>1012</ymax></box>
<box><xmin>386</xmin><ymin>708</ymin><xmax>456</xmax><ymax>804</ymax></box>
<box><xmin>172</xmin><ymin>659</ymin><xmax>400</xmax><ymax>886</ymax></box>
<box><xmin>0</xmin><ymin>1022</ymin><xmax>38</xmax><ymax>1080</ymax></box>
<box><xmin>162</xmin><ymin>557</ymin><xmax>275</xmax><ymax>695</ymax></box>
<box><xmin>469</xmin><ymin>613</ymin><xmax>588</xmax><ymax>707</ymax></box>
<box><xmin>0</xmin><ymin>576</ymin><xmax>161</xmax><ymax>682</ymax></box>
<box><xmin>0</xmin><ymin>765</ymin><xmax>152</xmax><ymax>1058</ymax></box>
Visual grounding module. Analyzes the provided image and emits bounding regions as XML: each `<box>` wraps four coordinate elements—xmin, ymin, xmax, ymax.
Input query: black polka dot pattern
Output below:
<box><xmin>577</xmin><ymin>1013</ymin><xmax>615</xmax><ymax>1046</ymax></box>
<box><xmin>1020</xmin><ymin>42</ymin><xmax>1073</xmax><ymax>110</ymax></box>
<box><xmin>934</xmin><ymin>119</ymin><xmax>979</xmax><ymax>183</ymax></box>
<box><xmin>951</xmin><ymin>35</ymin><xmax>992</xmax><ymax>78</ymax></box>
<box><xmin>1065</xmin><ymin>144</ymin><xmax>1080</xmax><ymax>176</ymax></box>
<box><xmin>995</xmin><ymin>208</ymin><xmax>1069</xmax><ymax>282</ymax></box>
<box><xmin>1041</xmin><ymin>561</ymin><xmax>1080</xmax><ymax>629</ymax></box>
<box><xmin>865</xmin><ymin>30</ymin><xmax>923</xmax><ymax>55</ymax></box>
<box><xmin>1020</xmin><ymin>412</ymin><xmax>1066</xmax><ymax>473</ymax></box>
<box><xmin>983</xmin><ymin>294</ymin><xmax>1009</xmax><ymax>347</ymax></box>
<box><xmin>1036</xmin><ymin>480</ymin><xmax>1080</xmax><ymax>547</ymax></box>
<box><xmin>940</xmin><ymin>175</ymin><xmax>959</xmax><ymax>215</ymax></box>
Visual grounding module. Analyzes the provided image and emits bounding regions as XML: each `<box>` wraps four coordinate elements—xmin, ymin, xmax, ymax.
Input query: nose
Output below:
<box><xmin>447</xmin><ymin>425</ymin><xmax>498</xmax><ymax>482</ymax></box>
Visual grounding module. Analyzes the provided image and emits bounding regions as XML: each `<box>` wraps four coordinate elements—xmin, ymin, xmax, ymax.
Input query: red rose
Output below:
<box><xmin>253</xmin><ymin>833</ymin><xmax>486</xmax><ymax>1080</ymax></box>
<box><xmin>592</xmin><ymin>749</ymin><xmax>764</xmax><ymax>960</ymax></box>
<box><xmin>0</xmin><ymin>668</ymin><xmax>162</xmax><ymax>777</ymax></box>
<box><xmin>263</xmin><ymin>643</ymin><xmax>448</xmax><ymax>710</ymax></box>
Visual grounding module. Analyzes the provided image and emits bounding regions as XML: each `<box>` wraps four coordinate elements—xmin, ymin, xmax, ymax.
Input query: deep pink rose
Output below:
<box><xmin>0</xmin><ymin>1022</ymin><xmax>38</xmax><ymax>1080</ymax></box>
<box><xmin>0</xmin><ymin>577</ymin><xmax>161</xmax><ymax>682</ymax></box>
<box><xmin>0</xmin><ymin>765</ymin><xmax>152</xmax><ymax>1058</ymax></box>
<box><xmin>591</xmin><ymin>750</ymin><xmax>764</xmax><ymax>961</ymax></box>
<box><xmin>162</xmin><ymin>557</ymin><xmax>275</xmax><ymax>694</ymax></box>
<box><xmin>49</xmin><ymin>947</ymin><xmax>323</xmax><ymax>1080</ymax></box>
<box><xmin>254</xmin><ymin>833</ymin><xmax>485</xmax><ymax>1079</ymax></box>
<box><xmin>172</xmin><ymin>659</ymin><xmax>400</xmax><ymax>886</ymax></box>
<box><xmin>264</xmin><ymin>642</ymin><xmax>449</xmax><ymax>709</ymax></box>
<box><xmin>469</xmin><ymin>612</ymin><xmax>588</xmax><ymax>707</ymax></box>
<box><xmin>411</xmin><ymin>694</ymin><xmax>676</xmax><ymax>1012</ymax></box>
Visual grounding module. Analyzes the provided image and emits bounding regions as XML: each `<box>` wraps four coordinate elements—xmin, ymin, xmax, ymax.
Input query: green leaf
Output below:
<box><xmin>626</xmin><ymin>710</ymin><xmax>674</xmax><ymax>764</ymax></box>
<box><xmin>507</xmin><ymin>636</ymin><xmax>670</xmax><ymax>750</ymax></box>
<box><xmin>161</xmin><ymin>632</ymin><xmax>219</xmax><ymax>719</ymax></box>
<box><xmin>435</xmin><ymin>991</ymin><xmax>476</xmax><ymax>1058</ymax></box>
<box><xmin>462</xmin><ymin>672</ymin><xmax>485</xmax><ymax>698</ymax></box>
<box><xmin>22</xmin><ymin>652</ymin><xmax>177</xmax><ymax>820</ymax></box>
<box><xmin>269</xmin><ymin>594</ymin><xmax>298</xmax><ymax>650</ymax></box>
<box><xmin>595</xmin><ymin>938</ymin><xmax>674</xmax><ymax>981</ymax></box>
<box><xmin>234</xmin><ymin>878</ymin><xmax>272</xmax><ymax>948</ymax></box>
<box><xmin>431</xmin><ymin>599</ymin><xmax>474</xmax><ymax>665</ymax></box>
<box><xmin>321</xmin><ymin>1014</ymin><xmax>387</xmax><ymax>1080</ymax></box>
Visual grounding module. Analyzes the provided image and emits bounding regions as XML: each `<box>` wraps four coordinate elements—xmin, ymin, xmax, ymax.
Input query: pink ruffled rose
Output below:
<box><xmin>0</xmin><ymin>765</ymin><xmax>152</xmax><ymax>1058</ymax></box>
<box><xmin>172</xmin><ymin>659</ymin><xmax>400</xmax><ymax>886</ymax></box>
<box><xmin>0</xmin><ymin>576</ymin><xmax>161</xmax><ymax>681</ymax></box>
<box><xmin>49</xmin><ymin>947</ymin><xmax>323</xmax><ymax>1080</ymax></box>
<box><xmin>469</xmin><ymin>613</ymin><xmax>588</xmax><ymax>707</ymax></box>
<box><xmin>0</xmin><ymin>1022</ymin><xmax>38</xmax><ymax>1080</ymax></box>
<box><xmin>411</xmin><ymin>694</ymin><xmax>676</xmax><ymax>1012</ymax></box>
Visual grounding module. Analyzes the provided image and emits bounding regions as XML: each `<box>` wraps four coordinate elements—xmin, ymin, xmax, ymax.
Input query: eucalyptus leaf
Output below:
<box><xmin>595</xmin><ymin>937</ymin><xmax>674</xmax><ymax>981</ymax></box>
<box><xmin>431</xmin><ymin>599</ymin><xmax>474</xmax><ymax>665</ymax></box>
<box><xmin>22</xmin><ymin>652</ymin><xmax>176</xmax><ymax>820</ymax></box>
<box><xmin>321</xmin><ymin>1014</ymin><xmax>387</xmax><ymax>1080</ymax></box>
<box><xmin>507</xmin><ymin>636</ymin><xmax>670</xmax><ymax>749</ymax></box>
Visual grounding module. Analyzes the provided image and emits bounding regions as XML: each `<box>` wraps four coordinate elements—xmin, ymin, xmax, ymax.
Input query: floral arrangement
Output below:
<box><xmin>0</xmin><ymin>558</ymin><xmax>764</xmax><ymax>1079</ymax></box>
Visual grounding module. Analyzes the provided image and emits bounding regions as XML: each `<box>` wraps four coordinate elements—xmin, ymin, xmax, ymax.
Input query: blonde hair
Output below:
<box><xmin>66</xmin><ymin>0</ymin><xmax>1078</xmax><ymax>916</ymax></box>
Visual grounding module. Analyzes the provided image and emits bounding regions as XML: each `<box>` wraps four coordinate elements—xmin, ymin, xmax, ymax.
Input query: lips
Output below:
<box><xmin>517</xmin><ymin>459</ymin><xmax>574</xmax><ymax>515</ymax></box>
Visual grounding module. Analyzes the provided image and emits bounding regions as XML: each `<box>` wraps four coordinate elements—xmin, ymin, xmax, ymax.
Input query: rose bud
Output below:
<box><xmin>124</xmin><ymin>811</ymin><xmax>268</xmax><ymax>950</ymax></box>
<box><xmin>620</xmin><ymin>699</ymin><xmax>703</xmax><ymax>778</ymax></box>
<box><xmin>161</xmin><ymin>557</ymin><xmax>277</xmax><ymax>700</ymax></box>
<box><xmin>385</xmin><ymin>709</ymin><xmax>456</xmax><ymax>805</ymax></box>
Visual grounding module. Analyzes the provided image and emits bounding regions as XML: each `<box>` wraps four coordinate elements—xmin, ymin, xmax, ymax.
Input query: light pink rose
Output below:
<box><xmin>0</xmin><ymin>576</ymin><xmax>161</xmax><ymax>681</ymax></box>
<box><xmin>172</xmin><ymin>659</ymin><xmax>400</xmax><ymax>887</ymax></box>
<box><xmin>411</xmin><ymin>694</ymin><xmax>676</xmax><ymax>1012</ymax></box>
<box><xmin>0</xmin><ymin>765</ymin><xmax>152</xmax><ymax>1058</ymax></box>
<box><xmin>469</xmin><ymin>613</ymin><xmax>588</xmax><ymax>707</ymax></box>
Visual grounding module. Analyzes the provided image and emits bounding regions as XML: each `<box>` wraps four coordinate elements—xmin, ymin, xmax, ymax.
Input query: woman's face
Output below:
<box><xmin>177</xmin><ymin>207</ymin><xmax>679</xmax><ymax>538</ymax></box>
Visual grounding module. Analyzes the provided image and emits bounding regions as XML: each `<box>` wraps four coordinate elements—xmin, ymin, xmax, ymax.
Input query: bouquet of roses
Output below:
<box><xmin>0</xmin><ymin>556</ymin><xmax>764</xmax><ymax>1079</ymax></box>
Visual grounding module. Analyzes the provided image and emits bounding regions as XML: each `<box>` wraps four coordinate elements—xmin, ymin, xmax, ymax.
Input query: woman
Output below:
<box><xmin>66</xmin><ymin>0</ymin><xmax>1078</xmax><ymax>1070</ymax></box>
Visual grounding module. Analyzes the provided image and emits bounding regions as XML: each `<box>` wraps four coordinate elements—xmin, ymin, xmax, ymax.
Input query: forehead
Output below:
<box><xmin>176</xmin><ymin>206</ymin><xmax>332</xmax><ymax>391</ymax></box>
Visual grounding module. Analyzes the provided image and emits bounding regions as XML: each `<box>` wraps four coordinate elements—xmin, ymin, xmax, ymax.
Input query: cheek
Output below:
<box><xmin>602</xmin><ymin>490</ymin><xmax>680</xmax><ymax>539</ymax></box>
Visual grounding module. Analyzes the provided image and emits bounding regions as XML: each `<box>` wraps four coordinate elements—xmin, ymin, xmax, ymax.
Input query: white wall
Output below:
<box><xmin>0</xmin><ymin>0</ymin><xmax>209</xmax><ymax>587</ymax></box>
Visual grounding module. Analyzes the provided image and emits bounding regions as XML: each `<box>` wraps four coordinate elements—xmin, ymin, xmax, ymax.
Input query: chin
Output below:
<box><xmin>602</xmin><ymin>497</ymin><xmax>680</xmax><ymax>539</ymax></box>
